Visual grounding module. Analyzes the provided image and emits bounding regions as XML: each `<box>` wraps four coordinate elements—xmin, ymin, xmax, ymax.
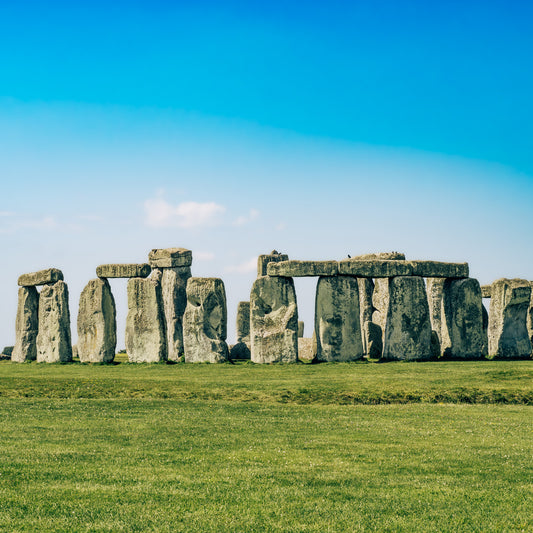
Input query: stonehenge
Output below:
<box><xmin>230</xmin><ymin>301</ymin><xmax>251</xmax><ymax>360</ymax></box>
<box><xmin>12</xmin><ymin>286</ymin><xmax>39</xmax><ymax>362</ymax></box>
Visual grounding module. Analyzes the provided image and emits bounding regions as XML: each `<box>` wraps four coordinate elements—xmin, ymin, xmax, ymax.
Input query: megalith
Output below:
<box><xmin>36</xmin><ymin>280</ymin><xmax>73</xmax><ymax>363</ymax></box>
<box><xmin>488</xmin><ymin>279</ymin><xmax>532</xmax><ymax>358</ymax></box>
<box><xmin>125</xmin><ymin>276</ymin><xmax>167</xmax><ymax>363</ymax></box>
<box><xmin>315</xmin><ymin>275</ymin><xmax>363</xmax><ymax>362</ymax></box>
<box><xmin>298</xmin><ymin>321</ymin><xmax>305</xmax><ymax>338</ymax></box>
<box><xmin>12</xmin><ymin>286</ymin><xmax>39</xmax><ymax>362</ymax></box>
<box><xmin>230</xmin><ymin>300</ymin><xmax>251</xmax><ymax>360</ymax></box>
<box><xmin>183</xmin><ymin>278</ymin><xmax>229</xmax><ymax>363</ymax></box>
<box><xmin>364</xmin><ymin>321</ymin><xmax>382</xmax><ymax>359</ymax></box>
<box><xmin>257</xmin><ymin>251</ymin><xmax>289</xmax><ymax>277</ymax></box>
<box><xmin>77</xmin><ymin>278</ymin><xmax>117</xmax><ymax>363</ymax></box>
<box><xmin>440</xmin><ymin>278</ymin><xmax>485</xmax><ymax>359</ymax></box>
<box><xmin>250</xmin><ymin>276</ymin><xmax>298</xmax><ymax>363</ymax></box>
<box><xmin>358</xmin><ymin>278</ymin><xmax>374</xmax><ymax>354</ymax></box>
<box><xmin>426</xmin><ymin>278</ymin><xmax>445</xmax><ymax>349</ymax></box>
<box><xmin>382</xmin><ymin>276</ymin><xmax>432</xmax><ymax>361</ymax></box>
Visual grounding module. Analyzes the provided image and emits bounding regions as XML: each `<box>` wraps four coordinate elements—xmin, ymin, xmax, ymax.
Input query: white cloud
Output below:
<box><xmin>276</xmin><ymin>222</ymin><xmax>286</xmax><ymax>231</ymax></box>
<box><xmin>225</xmin><ymin>257</ymin><xmax>257</xmax><ymax>274</ymax></box>
<box><xmin>144</xmin><ymin>197</ymin><xmax>226</xmax><ymax>228</ymax></box>
<box><xmin>232</xmin><ymin>208</ymin><xmax>260</xmax><ymax>227</ymax></box>
<box><xmin>194</xmin><ymin>251</ymin><xmax>215</xmax><ymax>261</ymax></box>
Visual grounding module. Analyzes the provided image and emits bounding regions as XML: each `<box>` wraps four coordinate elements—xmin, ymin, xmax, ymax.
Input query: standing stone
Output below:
<box><xmin>257</xmin><ymin>251</ymin><xmax>289</xmax><ymax>277</ymax></box>
<box><xmin>183</xmin><ymin>278</ymin><xmax>229</xmax><ymax>363</ymax></box>
<box><xmin>298</xmin><ymin>321</ymin><xmax>305</xmax><ymax>338</ymax></box>
<box><xmin>315</xmin><ymin>276</ymin><xmax>363</xmax><ymax>362</ymax></box>
<box><xmin>298</xmin><ymin>334</ymin><xmax>317</xmax><ymax>362</ymax></box>
<box><xmin>440</xmin><ymin>278</ymin><xmax>485</xmax><ymax>359</ymax></box>
<box><xmin>36</xmin><ymin>281</ymin><xmax>72</xmax><ymax>363</ymax></box>
<box><xmin>358</xmin><ymin>278</ymin><xmax>374</xmax><ymax>354</ymax></box>
<box><xmin>482</xmin><ymin>303</ymin><xmax>489</xmax><ymax>355</ymax></box>
<box><xmin>372</xmin><ymin>278</ymin><xmax>390</xmax><ymax>333</ymax></box>
<box><xmin>77</xmin><ymin>278</ymin><xmax>117</xmax><ymax>363</ymax></box>
<box><xmin>12</xmin><ymin>286</ymin><xmax>39</xmax><ymax>362</ymax></box>
<box><xmin>126</xmin><ymin>277</ymin><xmax>167</xmax><ymax>363</ymax></box>
<box><xmin>160</xmin><ymin>266</ymin><xmax>191</xmax><ymax>361</ymax></box>
<box><xmin>382</xmin><ymin>276</ymin><xmax>432</xmax><ymax>361</ymax></box>
<box><xmin>488</xmin><ymin>279</ymin><xmax>532</xmax><ymax>359</ymax></box>
<box><xmin>363</xmin><ymin>321</ymin><xmax>382</xmax><ymax>359</ymax></box>
<box><xmin>230</xmin><ymin>300</ymin><xmax>251</xmax><ymax>360</ymax></box>
<box><xmin>427</xmin><ymin>278</ymin><xmax>445</xmax><ymax>354</ymax></box>
<box><xmin>250</xmin><ymin>276</ymin><xmax>298</xmax><ymax>363</ymax></box>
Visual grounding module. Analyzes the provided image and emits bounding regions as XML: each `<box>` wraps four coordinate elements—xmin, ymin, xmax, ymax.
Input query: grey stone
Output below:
<box><xmin>349</xmin><ymin>252</ymin><xmax>406</xmax><ymax>261</ymax></box>
<box><xmin>236</xmin><ymin>301</ymin><xmax>250</xmax><ymax>343</ymax></box>
<box><xmin>148</xmin><ymin>247</ymin><xmax>192</xmax><ymax>268</ymax></box>
<box><xmin>36</xmin><ymin>281</ymin><xmax>72</xmax><ymax>363</ymax></box>
<box><xmin>488</xmin><ymin>279</ymin><xmax>532</xmax><ymax>359</ymax></box>
<box><xmin>358</xmin><ymin>278</ymin><xmax>374</xmax><ymax>353</ymax></box>
<box><xmin>338</xmin><ymin>260</ymin><xmax>412</xmax><ymax>278</ymax></box>
<box><xmin>298</xmin><ymin>336</ymin><xmax>317</xmax><ymax>362</ymax></box>
<box><xmin>125</xmin><ymin>277</ymin><xmax>167</xmax><ymax>363</ymax></box>
<box><xmin>430</xmin><ymin>330</ymin><xmax>440</xmax><ymax>358</ymax></box>
<box><xmin>481</xmin><ymin>285</ymin><xmax>492</xmax><ymax>298</ymax></box>
<box><xmin>250</xmin><ymin>276</ymin><xmax>298</xmax><ymax>363</ymax></box>
<box><xmin>382</xmin><ymin>276</ymin><xmax>432</xmax><ymax>361</ymax></box>
<box><xmin>97</xmin><ymin>264</ymin><xmax>151</xmax><ymax>279</ymax></box>
<box><xmin>72</xmin><ymin>344</ymin><xmax>78</xmax><ymax>359</ymax></box>
<box><xmin>183</xmin><ymin>278</ymin><xmax>228</xmax><ymax>363</ymax></box>
<box><xmin>371</xmin><ymin>278</ymin><xmax>390</xmax><ymax>333</ymax></box>
<box><xmin>77</xmin><ymin>278</ymin><xmax>117</xmax><ymax>363</ymax></box>
<box><xmin>160</xmin><ymin>266</ymin><xmax>191</xmax><ymax>362</ymax></box>
<box><xmin>229</xmin><ymin>342</ymin><xmax>251</xmax><ymax>360</ymax></box>
<box><xmin>267</xmin><ymin>260</ymin><xmax>338</xmax><ymax>277</ymax></box>
<box><xmin>298</xmin><ymin>321</ymin><xmax>304</xmax><ymax>338</ymax></box>
<box><xmin>364</xmin><ymin>321</ymin><xmax>382</xmax><ymax>359</ymax></box>
<box><xmin>2</xmin><ymin>346</ymin><xmax>13</xmax><ymax>356</ymax></box>
<box><xmin>257</xmin><ymin>252</ymin><xmax>289</xmax><ymax>277</ymax></box>
<box><xmin>315</xmin><ymin>276</ymin><xmax>363</xmax><ymax>362</ymax></box>
<box><xmin>12</xmin><ymin>286</ymin><xmax>39</xmax><ymax>362</ymax></box>
<box><xmin>427</xmin><ymin>278</ymin><xmax>445</xmax><ymax>350</ymax></box>
<box><xmin>409</xmin><ymin>261</ymin><xmax>469</xmax><ymax>279</ymax></box>
<box><xmin>440</xmin><ymin>278</ymin><xmax>485</xmax><ymax>359</ymax></box>
<box><xmin>482</xmin><ymin>303</ymin><xmax>489</xmax><ymax>355</ymax></box>
<box><xmin>18</xmin><ymin>268</ymin><xmax>63</xmax><ymax>287</ymax></box>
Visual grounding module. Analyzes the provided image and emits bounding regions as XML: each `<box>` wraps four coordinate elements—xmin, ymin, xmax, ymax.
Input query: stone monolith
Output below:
<box><xmin>298</xmin><ymin>321</ymin><xmax>304</xmax><ymax>338</ymax></box>
<box><xmin>364</xmin><ymin>321</ymin><xmax>382</xmax><ymax>359</ymax></box>
<box><xmin>358</xmin><ymin>278</ymin><xmax>374</xmax><ymax>354</ymax></box>
<box><xmin>257</xmin><ymin>251</ymin><xmax>289</xmax><ymax>277</ymax></box>
<box><xmin>12</xmin><ymin>286</ymin><xmax>39</xmax><ymax>362</ymax></box>
<box><xmin>236</xmin><ymin>301</ymin><xmax>251</xmax><ymax>343</ymax></box>
<box><xmin>426</xmin><ymin>278</ymin><xmax>445</xmax><ymax>352</ymax></box>
<box><xmin>148</xmin><ymin>248</ymin><xmax>192</xmax><ymax>269</ymax></box>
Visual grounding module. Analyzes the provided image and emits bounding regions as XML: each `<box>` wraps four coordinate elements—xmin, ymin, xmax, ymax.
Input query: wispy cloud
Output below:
<box><xmin>144</xmin><ymin>197</ymin><xmax>226</xmax><ymax>228</ymax></box>
<box><xmin>225</xmin><ymin>257</ymin><xmax>257</xmax><ymax>274</ymax></box>
<box><xmin>232</xmin><ymin>208</ymin><xmax>260</xmax><ymax>227</ymax></box>
<box><xmin>0</xmin><ymin>215</ymin><xmax>59</xmax><ymax>234</ymax></box>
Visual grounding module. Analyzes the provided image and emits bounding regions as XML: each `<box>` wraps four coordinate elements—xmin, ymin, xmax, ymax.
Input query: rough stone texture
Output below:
<box><xmin>229</xmin><ymin>342</ymin><xmax>251</xmax><ymax>360</ymax></box>
<box><xmin>267</xmin><ymin>260</ymin><xmax>338</xmax><ymax>277</ymax></box>
<box><xmin>338</xmin><ymin>260</ymin><xmax>412</xmax><ymax>278</ymax></box>
<box><xmin>250</xmin><ymin>276</ymin><xmax>298</xmax><ymax>363</ymax></box>
<box><xmin>358</xmin><ymin>278</ymin><xmax>374</xmax><ymax>353</ymax></box>
<box><xmin>298</xmin><ymin>336</ymin><xmax>316</xmax><ymax>362</ymax></box>
<box><xmin>125</xmin><ymin>277</ymin><xmax>167</xmax><ymax>363</ymax></box>
<box><xmin>315</xmin><ymin>276</ymin><xmax>363</xmax><ymax>362</ymax></box>
<box><xmin>257</xmin><ymin>252</ymin><xmax>289</xmax><ymax>277</ymax></box>
<box><xmin>440</xmin><ymin>278</ymin><xmax>485</xmax><ymax>359</ymax></box>
<box><xmin>372</xmin><ymin>278</ymin><xmax>390</xmax><ymax>333</ymax></box>
<box><xmin>97</xmin><ymin>264</ymin><xmax>151</xmax><ymax>279</ymax></box>
<box><xmin>430</xmin><ymin>330</ymin><xmax>441</xmax><ymax>358</ymax></box>
<box><xmin>18</xmin><ymin>268</ymin><xmax>63</xmax><ymax>287</ymax></box>
<box><xmin>72</xmin><ymin>344</ymin><xmax>78</xmax><ymax>359</ymax></box>
<box><xmin>363</xmin><ymin>321</ymin><xmax>382</xmax><ymax>359</ymax></box>
<box><xmin>382</xmin><ymin>276</ymin><xmax>432</xmax><ymax>361</ymax></box>
<box><xmin>481</xmin><ymin>285</ymin><xmax>492</xmax><ymax>298</ymax></box>
<box><xmin>160</xmin><ymin>266</ymin><xmax>191</xmax><ymax>362</ymax></box>
<box><xmin>298</xmin><ymin>321</ymin><xmax>305</xmax><ymax>338</ymax></box>
<box><xmin>426</xmin><ymin>278</ymin><xmax>445</xmax><ymax>352</ymax></box>
<box><xmin>183</xmin><ymin>278</ymin><xmax>229</xmax><ymax>363</ymax></box>
<box><xmin>409</xmin><ymin>261</ymin><xmax>469</xmax><ymax>279</ymax></box>
<box><xmin>2</xmin><ymin>346</ymin><xmax>13</xmax><ymax>356</ymax></box>
<box><xmin>148</xmin><ymin>248</ymin><xmax>192</xmax><ymax>268</ymax></box>
<box><xmin>349</xmin><ymin>252</ymin><xmax>406</xmax><ymax>261</ymax></box>
<box><xmin>482</xmin><ymin>304</ymin><xmax>489</xmax><ymax>355</ymax></box>
<box><xmin>77</xmin><ymin>278</ymin><xmax>117</xmax><ymax>363</ymax></box>
<box><xmin>36</xmin><ymin>281</ymin><xmax>72</xmax><ymax>363</ymax></box>
<box><xmin>12</xmin><ymin>286</ymin><xmax>39</xmax><ymax>362</ymax></box>
<box><xmin>488</xmin><ymin>279</ymin><xmax>532</xmax><ymax>359</ymax></box>
<box><xmin>236</xmin><ymin>301</ymin><xmax>251</xmax><ymax>343</ymax></box>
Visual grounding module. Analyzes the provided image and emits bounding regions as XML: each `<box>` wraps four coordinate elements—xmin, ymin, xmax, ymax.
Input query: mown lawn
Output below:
<box><xmin>0</xmin><ymin>361</ymin><xmax>531</xmax><ymax>531</ymax></box>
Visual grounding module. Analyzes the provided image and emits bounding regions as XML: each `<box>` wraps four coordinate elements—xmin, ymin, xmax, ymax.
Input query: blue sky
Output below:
<box><xmin>1</xmin><ymin>1</ymin><xmax>532</xmax><ymax>346</ymax></box>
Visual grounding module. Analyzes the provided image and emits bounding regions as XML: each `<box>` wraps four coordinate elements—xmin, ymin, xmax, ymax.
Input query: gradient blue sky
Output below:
<box><xmin>1</xmin><ymin>1</ymin><xmax>532</xmax><ymax>346</ymax></box>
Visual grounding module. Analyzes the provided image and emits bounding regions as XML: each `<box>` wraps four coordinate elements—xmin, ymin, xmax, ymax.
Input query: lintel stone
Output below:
<box><xmin>18</xmin><ymin>268</ymin><xmax>63</xmax><ymax>287</ymax></box>
<box><xmin>148</xmin><ymin>248</ymin><xmax>192</xmax><ymax>268</ymax></box>
<box><xmin>409</xmin><ymin>261</ymin><xmax>469</xmax><ymax>278</ymax></box>
<box><xmin>257</xmin><ymin>253</ymin><xmax>289</xmax><ymax>277</ymax></box>
<box><xmin>338</xmin><ymin>260</ymin><xmax>412</xmax><ymax>278</ymax></box>
<box><xmin>267</xmin><ymin>260</ymin><xmax>338</xmax><ymax>277</ymax></box>
<box><xmin>96</xmin><ymin>263</ymin><xmax>151</xmax><ymax>279</ymax></box>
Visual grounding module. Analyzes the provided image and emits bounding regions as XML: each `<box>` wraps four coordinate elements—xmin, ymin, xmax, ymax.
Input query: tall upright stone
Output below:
<box><xmin>36</xmin><ymin>281</ymin><xmax>72</xmax><ymax>363</ymax></box>
<box><xmin>488</xmin><ymin>279</ymin><xmax>532</xmax><ymax>359</ymax></box>
<box><xmin>315</xmin><ymin>276</ymin><xmax>363</xmax><ymax>362</ymax></box>
<box><xmin>426</xmin><ymin>278</ymin><xmax>445</xmax><ymax>353</ymax></box>
<box><xmin>12</xmin><ymin>286</ymin><xmax>39</xmax><ymax>362</ymax></box>
<box><xmin>126</xmin><ymin>276</ymin><xmax>167</xmax><ymax>363</ymax></box>
<box><xmin>183</xmin><ymin>278</ymin><xmax>229</xmax><ymax>363</ymax></box>
<box><xmin>236</xmin><ymin>301</ymin><xmax>251</xmax><ymax>343</ymax></box>
<box><xmin>250</xmin><ymin>276</ymin><xmax>298</xmax><ymax>363</ymax></box>
<box><xmin>77</xmin><ymin>278</ymin><xmax>117</xmax><ymax>363</ymax></box>
<box><xmin>298</xmin><ymin>321</ymin><xmax>305</xmax><ymax>338</ymax></box>
<box><xmin>358</xmin><ymin>278</ymin><xmax>374</xmax><ymax>354</ymax></box>
<box><xmin>382</xmin><ymin>276</ymin><xmax>431</xmax><ymax>361</ymax></box>
<box><xmin>440</xmin><ymin>278</ymin><xmax>485</xmax><ymax>359</ymax></box>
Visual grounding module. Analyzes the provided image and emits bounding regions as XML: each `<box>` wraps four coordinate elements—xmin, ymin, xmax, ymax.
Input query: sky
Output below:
<box><xmin>1</xmin><ymin>0</ymin><xmax>532</xmax><ymax>347</ymax></box>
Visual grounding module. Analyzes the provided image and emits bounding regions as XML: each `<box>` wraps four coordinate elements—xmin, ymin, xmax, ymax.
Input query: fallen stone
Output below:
<box><xmin>250</xmin><ymin>276</ymin><xmax>298</xmax><ymax>363</ymax></box>
<box><xmin>148</xmin><ymin>248</ymin><xmax>193</xmax><ymax>268</ymax></box>
<box><xmin>364</xmin><ymin>321</ymin><xmax>382</xmax><ymax>359</ymax></box>
<box><xmin>236</xmin><ymin>301</ymin><xmax>251</xmax><ymax>343</ymax></box>
<box><xmin>267</xmin><ymin>260</ymin><xmax>338</xmax><ymax>277</ymax></box>
<box><xmin>183</xmin><ymin>278</ymin><xmax>229</xmax><ymax>363</ymax></box>
<box><xmin>382</xmin><ymin>276</ymin><xmax>432</xmax><ymax>361</ymax></box>
<box><xmin>481</xmin><ymin>285</ymin><xmax>492</xmax><ymax>298</ymax></box>
<box><xmin>349</xmin><ymin>252</ymin><xmax>406</xmax><ymax>261</ymax></box>
<box><xmin>298</xmin><ymin>321</ymin><xmax>304</xmax><ymax>338</ymax></box>
<box><xmin>77</xmin><ymin>278</ymin><xmax>117</xmax><ymax>363</ymax></box>
<box><xmin>409</xmin><ymin>261</ymin><xmax>469</xmax><ymax>278</ymax></box>
<box><xmin>125</xmin><ymin>276</ymin><xmax>167</xmax><ymax>363</ymax></box>
<box><xmin>12</xmin><ymin>287</ymin><xmax>39</xmax><ymax>362</ymax></box>
<box><xmin>427</xmin><ymin>278</ymin><xmax>445</xmax><ymax>350</ymax></box>
<box><xmin>36</xmin><ymin>281</ymin><xmax>73</xmax><ymax>363</ymax></box>
<box><xmin>229</xmin><ymin>342</ymin><xmax>251</xmax><ymax>360</ymax></box>
<box><xmin>97</xmin><ymin>263</ymin><xmax>151</xmax><ymax>279</ymax></box>
<box><xmin>488</xmin><ymin>278</ymin><xmax>532</xmax><ymax>358</ymax></box>
<box><xmin>315</xmin><ymin>276</ymin><xmax>363</xmax><ymax>362</ymax></box>
<box><xmin>257</xmin><ymin>252</ymin><xmax>289</xmax><ymax>277</ymax></box>
<box><xmin>18</xmin><ymin>268</ymin><xmax>63</xmax><ymax>287</ymax></box>
<box><xmin>338</xmin><ymin>260</ymin><xmax>412</xmax><ymax>278</ymax></box>
<box><xmin>298</xmin><ymin>336</ymin><xmax>316</xmax><ymax>362</ymax></box>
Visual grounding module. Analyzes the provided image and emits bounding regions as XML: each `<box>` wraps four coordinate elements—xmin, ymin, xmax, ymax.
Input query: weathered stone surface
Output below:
<box><xmin>315</xmin><ymin>276</ymin><xmax>363</xmax><ymax>362</ymax></box>
<box><xmin>161</xmin><ymin>266</ymin><xmax>191</xmax><ymax>361</ymax></box>
<box><xmin>12</xmin><ymin>286</ymin><xmax>39</xmax><ymax>362</ymax></box>
<box><xmin>298</xmin><ymin>336</ymin><xmax>316</xmax><ymax>362</ymax></box>
<box><xmin>349</xmin><ymin>252</ymin><xmax>406</xmax><ymax>261</ymax></box>
<box><xmin>250</xmin><ymin>276</ymin><xmax>298</xmax><ymax>363</ymax></box>
<box><xmin>236</xmin><ymin>301</ymin><xmax>251</xmax><ymax>343</ymax></box>
<box><xmin>482</xmin><ymin>303</ymin><xmax>489</xmax><ymax>355</ymax></box>
<box><xmin>364</xmin><ymin>321</ymin><xmax>382</xmax><ymax>359</ymax></box>
<box><xmin>229</xmin><ymin>342</ymin><xmax>251</xmax><ymax>360</ymax></box>
<box><xmin>267</xmin><ymin>260</ymin><xmax>338</xmax><ymax>277</ymax></box>
<box><xmin>372</xmin><ymin>278</ymin><xmax>390</xmax><ymax>333</ymax></box>
<box><xmin>36</xmin><ymin>281</ymin><xmax>72</xmax><ymax>363</ymax></box>
<box><xmin>125</xmin><ymin>277</ymin><xmax>167</xmax><ymax>363</ymax></box>
<box><xmin>488</xmin><ymin>279</ymin><xmax>532</xmax><ymax>358</ymax></box>
<box><xmin>77</xmin><ymin>278</ymin><xmax>117</xmax><ymax>363</ymax></box>
<box><xmin>382</xmin><ymin>276</ymin><xmax>432</xmax><ymax>361</ymax></box>
<box><xmin>338</xmin><ymin>260</ymin><xmax>412</xmax><ymax>278</ymax></box>
<box><xmin>72</xmin><ymin>344</ymin><xmax>78</xmax><ymax>359</ymax></box>
<box><xmin>298</xmin><ymin>321</ymin><xmax>304</xmax><ymax>338</ymax></box>
<box><xmin>409</xmin><ymin>261</ymin><xmax>469</xmax><ymax>278</ymax></box>
<box><xmin>257</xmin><ymin>252</ymin><xmax>289</xmax><ymax>277</ymax></box>
<box><xmin>481</xmin><ymin>285</ymin><xmax>492</xmax><ymax>298</ymax></box>
<box><xmin>358</xmin><ymin>278</ymin><xmax>374</xmax><ymax>353</ymax></box>
<box><xmin>440</xmin><ymin>278</ymin><xmax>485</xmax><ymax>359</ymax></box>
<box><xmin>427</xmin><ymin>278</ymin><xmax>445</xmax><ymax>351</ymax></box>
<box><xmin>430</xmin><ymin>330</ymin><xmax>440</xmax><ymax>358</ymax></box>
<box><xmin>97</xmin><ymin>264</ymin><xmax>151</xmax><ymax>279</ymax></box>
<box><xmin>2</xmin><ymin>346</ymin><xmax>13</xmax><ymax>356</ymax></box>
<box><xmin>183</xmin><ymin>278</ymin><xmax>228</xmax><ymax>363</ymax></box>
<box><xmin>148</xmin><ymin>248</ymin><xmax>192</xmax><ymax>268</ymax></box>
<box><xmin>18</xmin><ymin>268</ymin><xmax>63</xmax><ymax>287</ymax></box>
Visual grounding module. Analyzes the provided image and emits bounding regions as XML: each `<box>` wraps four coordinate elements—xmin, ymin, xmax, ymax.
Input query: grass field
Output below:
<box><xmin>0</xmin><ymin>360</ymin><xmax>532</xmax><ymax>531</ymax></box>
